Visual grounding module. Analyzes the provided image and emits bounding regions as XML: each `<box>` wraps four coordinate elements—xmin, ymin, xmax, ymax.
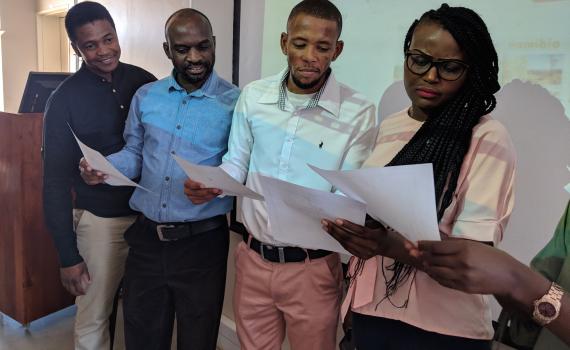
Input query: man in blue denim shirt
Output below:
<box><xmin>80</xmin><ymin>8</ymin><xmax>239</xmax><ymax>350</ymax></box>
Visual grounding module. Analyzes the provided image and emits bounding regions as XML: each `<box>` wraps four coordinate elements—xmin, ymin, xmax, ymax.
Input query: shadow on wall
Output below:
<box><xmin>376</xmin><ymin>79</ymin><xmax>570</xmax><ymax>264</ymax></box>
<box><xmin>493</xmin><ymin>79</ymin><xmax>570</xmax><ymax>263</ymax></box>
<box><xmin>377</xmin><ymin>80</ymin><xmax>408</xmax><ymax>124</ymax></box>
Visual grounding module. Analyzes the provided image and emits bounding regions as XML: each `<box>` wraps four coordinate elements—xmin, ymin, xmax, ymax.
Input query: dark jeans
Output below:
<box><xmin>352</xmin><ymin>312</ymin><xmax>492</xmax><ymax>350</ymax></box>
<box><xmin>122</xmin><ymin>216</ymin><xmax>229</xmax><ymax>350</ymax></box>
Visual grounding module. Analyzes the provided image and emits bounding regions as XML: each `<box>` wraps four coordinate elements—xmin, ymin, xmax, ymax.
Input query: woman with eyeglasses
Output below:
<box><xmin>322</xmin><ymin>4</ymin><xmax>516</xmax><ymax>349</ymax></box>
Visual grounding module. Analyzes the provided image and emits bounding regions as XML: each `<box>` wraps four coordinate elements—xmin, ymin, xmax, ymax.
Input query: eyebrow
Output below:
<box><xmin>409</xmin><ymin>48</ymin><xmax>464</xmax><ymax>61</ymax></box>
<box><xmin>173</xmin><ymin>39</ymin><xmax>211</xmax><ymax>47</ymax></box>
<box><xmin>290</xmin><ymin>36</ymin><xmax>333</xmax><ymax>45</ymax></box>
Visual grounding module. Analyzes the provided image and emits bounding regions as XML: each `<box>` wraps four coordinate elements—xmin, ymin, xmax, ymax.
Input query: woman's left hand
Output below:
<box><xmin>321</xmin><ymin>217</ymin><xmax>403</xmax><ymax>260</ymax></box>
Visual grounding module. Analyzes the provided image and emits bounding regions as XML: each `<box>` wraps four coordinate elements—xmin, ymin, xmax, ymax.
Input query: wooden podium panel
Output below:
<box><xmin>0</xmin><ymin>112</ymin><xmax>74</xmax><ymax>324</ymax></box>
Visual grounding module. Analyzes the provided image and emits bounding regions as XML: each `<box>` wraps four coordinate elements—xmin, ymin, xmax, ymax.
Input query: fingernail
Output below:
<box><xmin>335</xmin><ymin>219</ymin><xmax>343</xmax><ymax>225</ymax></box>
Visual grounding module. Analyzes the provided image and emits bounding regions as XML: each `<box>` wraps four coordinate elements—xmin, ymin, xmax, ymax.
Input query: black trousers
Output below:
<box><xmin>122</xmin><ymin>216</ymin><xmax>229</xmax><ymax>350</ymax></box>
<box><xmin>352</xmin><ymin>312</ymin><xmax>492</xmax><ymax>350</ymax></box>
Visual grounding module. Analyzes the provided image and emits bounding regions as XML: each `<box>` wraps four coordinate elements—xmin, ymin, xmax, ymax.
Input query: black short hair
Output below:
<box><xmin>287</xmin><ymin>0</ymin><xmax>343</xmax><ymax>38</ymax></box>
<box><xmin>65</xmin><ymin>1</ymin><xmax>116</xmax><ymax>43</ymax></box>
<box><xmin>164</xmin><ymin>8</ymin><xmax>213</xmax><ymax>39</ymax></box>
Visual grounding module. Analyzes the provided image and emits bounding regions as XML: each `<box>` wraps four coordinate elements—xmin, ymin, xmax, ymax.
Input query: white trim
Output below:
<box><xmin>37</xmin><ymin>4</ymin><xmax>70</xmax><ymax>17</ymax></box>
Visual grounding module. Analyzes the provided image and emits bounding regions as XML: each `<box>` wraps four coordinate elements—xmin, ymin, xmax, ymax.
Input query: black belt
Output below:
<box><xmin>140</xmin><ymin>215</ymin><xmax>227</xmax><ymax>241</ymax></box>
<box><xmin>242</xmin><ymin>232</ymin><xmax>331</xmax><ymax>263</ymax></box>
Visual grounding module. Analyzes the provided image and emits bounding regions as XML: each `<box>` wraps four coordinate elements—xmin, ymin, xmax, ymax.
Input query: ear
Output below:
<box><xmin>280</xmin><ymin>32</ymin><xmax>288</xmax><ymax>55</ymax></box>
<box><xmin>332</xmin><ymin>40</ymin><xmax>344</xmax><ymax>62</ymax></box>
<box><xmin>212</xmin><ymin>35</ymin><xmax>216</xmax><ymax>48</ymax></box>
<box><xmin>163</xmin><ymin>42</ymin><xmax>172</xmax><ymax>59</ymax></box>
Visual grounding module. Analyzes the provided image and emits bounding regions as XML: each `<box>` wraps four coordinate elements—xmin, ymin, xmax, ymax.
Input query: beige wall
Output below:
<box><xmin>0</xmin><ymin>0</ymin><xmax>38</xmax><ymax>113</ymax></box>
<box><xmin>37</xmin><ymin>0</ymin><xmax>72</xmax><ymax>13</ymax></box>
<box><xmin>96</xmin><ymin>0</ymin><xmax>190</xmax><ymax>79</ymax></box>
<box><xmin>191</xmin><ymin>0</ymin><xmax>234</xmax><ymax>83</ymax></box>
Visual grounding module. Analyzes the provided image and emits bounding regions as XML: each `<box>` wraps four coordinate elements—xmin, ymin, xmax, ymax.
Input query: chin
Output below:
<box><xmin>96</xmin><ymin>61</ymin><xmax>119</xmax><ymax>74</ymax></box>
<box><xmin>414</xmin><ymin>99</ymin><xmax>442</xmax><ymax>111</ymax></box>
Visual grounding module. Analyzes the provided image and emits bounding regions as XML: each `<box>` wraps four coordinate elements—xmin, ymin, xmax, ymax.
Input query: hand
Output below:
<box><xmin>321</xmin><ymin>217</ymin><xmax>411</xmax><ymax>260</ymax></box>
<box><xmin>60</xmin><ymin>262</ymin><xmax>91</xmax><ymax>296</ymax></box>
<box><xmin>183</xmin><ymin>178</ymin><xmax>222</xmax><ymax>204</ymax></box>
<box><xmin>79</xmin><ymin>157</ymin><xmax>107</xmax><ymax>185</ymax></box>
<box><xmin>413</xmin><ymin>239</ymin><xmax>520</xmax><ymax>297</ymax></box>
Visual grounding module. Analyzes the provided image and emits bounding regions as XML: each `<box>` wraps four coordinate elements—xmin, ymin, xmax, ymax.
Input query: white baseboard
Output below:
<box><xmin>217</xmin><ymin>315</ymin><xmax>240</xmax><ymax>350</ymax></box>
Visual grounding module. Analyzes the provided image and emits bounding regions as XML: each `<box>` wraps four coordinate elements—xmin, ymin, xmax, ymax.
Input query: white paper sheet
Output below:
<box><xmin>259</xmin><ymin>175</ymin><xmax>366</xmax><ymax>254</ymax></box>
<box><xmin>172</xmin><ymin>154</ymin><xmax>264</xmax><ymax>201</ymax></box>
<box><xmin>309</xmin><ymin>163</ymin><xmax>440</xmax><ymax>242</ymax></box>
<box><xmin>70</xmin><ymin>127</ymin><xmax>150</xmax><ymax>191</ymax></box>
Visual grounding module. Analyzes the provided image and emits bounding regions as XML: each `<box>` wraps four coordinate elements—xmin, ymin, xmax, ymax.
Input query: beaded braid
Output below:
<box><xmin>349</xmin><ymin>4</ymin><xmax>501</xmax><ymax>305</ymax></box>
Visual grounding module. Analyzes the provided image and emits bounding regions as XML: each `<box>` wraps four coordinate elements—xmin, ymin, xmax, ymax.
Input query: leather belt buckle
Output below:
<box><xmin>260</xmin><ymin>243</ymin><xmax>287</xmax><ymax>263</ymax></box>
<box><xmin>156</xmin><ymin>224</ymin><xmax>177</xmax><ymax>241</ymax></box>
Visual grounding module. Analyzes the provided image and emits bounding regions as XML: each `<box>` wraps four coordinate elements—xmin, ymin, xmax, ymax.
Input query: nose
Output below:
<box><xmin>186</xmin><ymin>48</ymin><xmax>201</xmax><ymax>63</ymax></box>
<box><xmin>97</xmin><ymin>44</ymin><xmax>111</xmax><ymax>57</ymax></box>
<box><xmin>423</xmin><ymin>65</ymin><xmax>439</xmax><ymax>83</ymax></box>
<box><xmin>301</xmin><ymin>46</ymin><xmax>317</xmax><ymax>62</ymax></box>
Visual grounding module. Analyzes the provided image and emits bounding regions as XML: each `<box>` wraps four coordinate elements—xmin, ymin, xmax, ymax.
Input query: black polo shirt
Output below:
<box><xmin>43</xmin><ymin>62</ymin><xmax>156</xmax><ymax>267</ymax></box>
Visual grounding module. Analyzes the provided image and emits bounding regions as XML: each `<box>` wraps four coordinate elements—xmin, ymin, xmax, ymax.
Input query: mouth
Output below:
<box><xmin>297</xmin><ymin>68</ymin><xmax>320</xmax><ymax>79</ymax></box>
<box><xmin>186</xmin><ymin>65</ymin><xmax>207</xmax><ymax>75</ymax></box>
<box><xmin>416</xmin><ymin>87</ymin><xmax>441</xmax><ymax>99</ymax></box>
<box><xmin>98</xmin><ymin>56</ymin><xmax>117</xmax><ymax>65</ymax></box>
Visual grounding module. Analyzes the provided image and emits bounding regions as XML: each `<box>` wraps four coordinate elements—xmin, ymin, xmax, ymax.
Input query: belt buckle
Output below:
<box><xmin>156</xmin><ymin>224</ymin><xmax>177</xmax><ymax>241</ymax></box>
<box><xmin>260</xmin><ymin>243</ymin><xmax>286</xmax><ymax>263</ymax></box>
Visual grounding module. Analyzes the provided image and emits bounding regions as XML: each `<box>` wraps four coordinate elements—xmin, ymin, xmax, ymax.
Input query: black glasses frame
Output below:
<box><xmin>405</xmin><ymin>52</ymin><xmax>469</xmax><ymax>81</ymax></box>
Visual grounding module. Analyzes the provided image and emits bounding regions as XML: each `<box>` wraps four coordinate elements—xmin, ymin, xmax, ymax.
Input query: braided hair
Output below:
<box><xmin>354</xmin><ymin>4</ymin><xmax>501</xmax><ymax>305</ymax></box>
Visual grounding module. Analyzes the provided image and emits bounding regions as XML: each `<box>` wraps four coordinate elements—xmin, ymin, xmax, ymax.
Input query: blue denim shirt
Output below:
<box><xmin>108</xmin><ymin>70</ymin><xmax>240</xmax><ymax>222</ymax></box>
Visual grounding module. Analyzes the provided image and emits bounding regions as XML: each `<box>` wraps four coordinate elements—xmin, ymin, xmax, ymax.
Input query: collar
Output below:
<box><xmin>79</xmin><ymin>61</ymin><xmax>125</xmax><ymax>84</ymax></box>
<box><xmin>167</xmin><ymin>69</ymin><xmax>219</xmax><ymax>98</ymax></box>
<box><xmin>258</xmin><ymin>67</ymin><xmax>340</xmax><ymax>118</ymax></box>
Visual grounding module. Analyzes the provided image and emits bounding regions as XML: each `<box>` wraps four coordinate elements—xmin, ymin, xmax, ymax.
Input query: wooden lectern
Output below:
<box><xmin>0</xmin><ymin>112</ymin><xmax>74</xmax><ymax>324</ymax></box>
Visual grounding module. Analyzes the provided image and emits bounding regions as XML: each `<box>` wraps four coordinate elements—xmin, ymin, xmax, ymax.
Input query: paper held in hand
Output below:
<box><xmin>172</xmin><ymin>154</ymin><xmax>264</xmax><ymax>201</ymax></box>
<box><xmin>258</xmin><ymin>175</ymin><xmax>366</xmax><ymax>255</ymax></box>
<box><xmin>309</xmin><ymin>163</ymin><xmax>441</xmax><ymax>242</ymax></box>
<box><xmin>69</xmin><ymin>126</ymin><xmax>150</xmax><ymax>192</ymax></box>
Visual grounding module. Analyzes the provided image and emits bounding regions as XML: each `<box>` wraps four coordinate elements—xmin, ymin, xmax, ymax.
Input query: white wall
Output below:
<box><xmin>0</xmin><ymin>0</ymin><xmax>38</xmax><ymax>113</ymax></box>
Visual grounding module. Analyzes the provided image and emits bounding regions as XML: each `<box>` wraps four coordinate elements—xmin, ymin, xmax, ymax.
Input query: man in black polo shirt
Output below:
<box><xmin>42</xmin><ymin>2</ymin><xmax>155</xmax><ymax>349</ymax></box>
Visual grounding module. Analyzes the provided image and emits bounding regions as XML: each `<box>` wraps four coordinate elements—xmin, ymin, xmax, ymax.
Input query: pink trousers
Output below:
<box><xmin>233</xmin><ymin>241</ymin><xmax>342</xmax><ymax>350</ymax></box>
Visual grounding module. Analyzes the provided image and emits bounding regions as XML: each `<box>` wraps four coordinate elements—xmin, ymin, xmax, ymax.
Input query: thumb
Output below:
<box><xmin>83</xmin><ymin>267</ymin><xmax>92</xmax><ymax>284</ymax></box>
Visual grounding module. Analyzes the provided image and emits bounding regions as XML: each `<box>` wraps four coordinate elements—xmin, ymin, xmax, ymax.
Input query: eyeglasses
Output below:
<box><xmin>405</xmin><ymin>52</ymin><xmax>469</xmax><ymax>81</ymax></box>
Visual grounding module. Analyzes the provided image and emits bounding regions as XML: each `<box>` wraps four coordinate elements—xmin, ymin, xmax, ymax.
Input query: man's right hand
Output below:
<box><xmin>60</xmin><ymin>262</ymin><xmax>91</xmax><ymax>296</ymax></box>
<box><xmin>183</xmin><ymin>178</ymin><xmax>222</xmax><ymax>204</ymax></box>
<box><xmin>79</xmin><ymin>157</ymin><xmax>107</xmax><ymax>185</ymax></box>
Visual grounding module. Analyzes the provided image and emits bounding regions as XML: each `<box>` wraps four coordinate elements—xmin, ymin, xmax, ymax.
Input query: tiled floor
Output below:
<box><xmin>0</xmin><ymin>303</ymin><xmax>181</xmax><ymax>350</ymax></box>
<box><xmin>0</xmin><ymin>307</ymin><xmax>75</xmax><ymax>350</ymax></box>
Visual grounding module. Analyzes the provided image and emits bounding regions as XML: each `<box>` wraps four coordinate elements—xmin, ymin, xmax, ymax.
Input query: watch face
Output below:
<box><xmin>538</xmin><ymin>302</ymin><xmax>557</xmax><ymax>318</ymax></box>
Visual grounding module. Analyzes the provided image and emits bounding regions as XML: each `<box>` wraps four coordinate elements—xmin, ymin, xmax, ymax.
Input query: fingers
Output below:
<box><xmin>322</xmin><ymin>219</ymin><xmax>377</xmax><ymax>258</ymax></box>
<box><xmin>78</xmin><ymin>158</ymin><xmax>107</xmax><ymax>185</ymax></box>
<box><xmin>63</xmin><ymin>276</ymin><xmax>87</xmax><ymax>296</ymax></box>
<box><xmin>183</xmin><ymin>178</ymin><xmax>222</xmax><ymax>204</ymax></box>
<box><xmin>332</xmin><ymin>219</ymin><xmax>368</xmax><ymax>236</ymax></box>
<box><xmin>404</xmin><ymin>240</ymin><xmax>421</xmax><ymax>258</ymax></box>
